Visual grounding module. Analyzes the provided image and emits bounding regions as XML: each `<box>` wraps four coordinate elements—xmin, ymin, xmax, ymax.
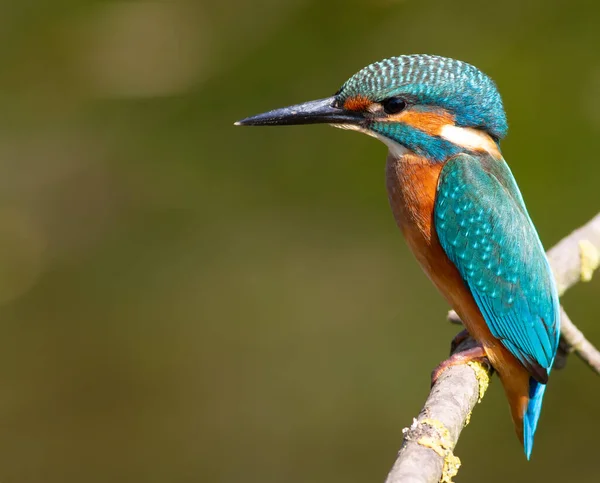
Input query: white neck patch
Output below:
<box><xmin>439</xmin><ymin>125</ymin><xmax>497</xmax><ymax>154</ymax></box>
<box><xmin>330</xmin><ymin>124</ymin><xmax>409</xmax><ymax>158</ymax></box>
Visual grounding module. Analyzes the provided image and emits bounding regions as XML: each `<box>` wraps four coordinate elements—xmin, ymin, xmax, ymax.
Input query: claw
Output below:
<box><xmin>450</xmin><ymin>329</ymin><xmax>470</xmax><ymax>353</ymax></box>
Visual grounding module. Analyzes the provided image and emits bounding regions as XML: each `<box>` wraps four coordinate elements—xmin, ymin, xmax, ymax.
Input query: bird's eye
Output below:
<box><xmin>382</xmin><ymin>97</ymin><xmax>407</xmax><ymax>115</ymax></box>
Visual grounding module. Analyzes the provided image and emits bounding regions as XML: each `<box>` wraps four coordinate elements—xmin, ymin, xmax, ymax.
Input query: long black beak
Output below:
<box><xmin>235</xmin><ymin>96</ymin><xmax>363</xmax><ymax>126</ymax></box>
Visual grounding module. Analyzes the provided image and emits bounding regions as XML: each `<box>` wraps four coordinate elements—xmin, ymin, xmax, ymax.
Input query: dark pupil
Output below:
<box><xmin>382</xmin><ymin>97</ymin><xmax>406</xmax><ymax>115</ymax></box>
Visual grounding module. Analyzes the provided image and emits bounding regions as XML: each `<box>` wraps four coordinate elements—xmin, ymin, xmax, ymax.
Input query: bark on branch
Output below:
<box><xmin>384</xmin><ymin>213</ymin><xmax>600</xmax><ymax>483</ymax></box>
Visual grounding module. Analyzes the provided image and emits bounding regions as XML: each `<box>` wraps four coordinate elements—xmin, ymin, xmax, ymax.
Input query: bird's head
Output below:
<box><xmin>236</xmin><ymin>55</ymin><xmax>507</xmax><ymax>162</ymax></box>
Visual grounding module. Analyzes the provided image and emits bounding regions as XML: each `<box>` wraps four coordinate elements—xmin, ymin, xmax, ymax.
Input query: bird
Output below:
<box><xmin>235</xmin><ymin>54</ymin><xmax>559</xmax><ymax>459</ymax></box>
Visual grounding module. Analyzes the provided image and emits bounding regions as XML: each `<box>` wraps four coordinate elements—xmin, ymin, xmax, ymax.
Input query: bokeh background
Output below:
<box><xmin>0</xmin><ymin>0</ymin><xmax>598</xmax><ymax>482</ymax></box>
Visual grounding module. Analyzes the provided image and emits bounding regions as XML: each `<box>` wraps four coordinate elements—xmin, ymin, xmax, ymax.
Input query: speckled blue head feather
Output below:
<box><xmin>337</xmin><ymin>54</ymin><xmax>508</xmax><ymax>140</ymax></box>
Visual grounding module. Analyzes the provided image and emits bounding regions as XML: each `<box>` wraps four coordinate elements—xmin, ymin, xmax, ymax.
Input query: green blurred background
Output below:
<box><xmin>0</xmin><ymin>0</ymin><xmax>598</xmax><ymax>482</ymax></box>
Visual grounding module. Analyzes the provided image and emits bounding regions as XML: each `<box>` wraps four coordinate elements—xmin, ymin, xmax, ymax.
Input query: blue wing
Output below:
<box><xmin>434</xmin><ymin>154</ymin><xmax>559</xmax><ymax>382</ymax></box>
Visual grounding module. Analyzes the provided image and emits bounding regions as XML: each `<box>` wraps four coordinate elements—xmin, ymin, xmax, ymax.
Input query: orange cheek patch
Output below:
<box><xmin>388</xmin><ymin>110</ymin><xmax>455</xmax><ymax>136</ymax></box>
<box><xmin>343</xmin><ymin>95</ymin><xmax>372</xmax><ymax>111</ymax></box>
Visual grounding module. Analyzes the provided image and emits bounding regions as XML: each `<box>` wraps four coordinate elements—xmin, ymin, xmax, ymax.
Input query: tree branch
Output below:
<box><xmin>558</xmin><ymin>306</ymin><xmax>600</xmax><ymax>374</ymax></box>
<box><xmin>384</xmin><ymin>213</ymin><xmax>600</xmax><ymax>483</ymax></box>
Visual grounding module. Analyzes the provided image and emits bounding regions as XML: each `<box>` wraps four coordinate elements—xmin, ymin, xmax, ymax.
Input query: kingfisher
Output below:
<box><xmin>235</xmin><ymin>54</ymin><xmax>560</xmax><ymax>459</ymax></box>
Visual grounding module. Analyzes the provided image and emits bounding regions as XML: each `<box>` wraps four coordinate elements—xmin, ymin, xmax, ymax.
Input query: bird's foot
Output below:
<box><xmin>553</xmin><ymin>335</ymin><xmax>571</xmax><ymax>370</ymax></box>
<box><xmin>450</xmin><ymin>328</ymin><xmax>471</xmax><ymax>353</ymax></box>
<box><xmin>431</xmin><ymin>345</ymin><xmax>488</xmax><ymax>388</ymax></box>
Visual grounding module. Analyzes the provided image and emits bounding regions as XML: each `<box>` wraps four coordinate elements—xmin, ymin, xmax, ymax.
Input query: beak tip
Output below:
<box><xmin>235</xmin><ymin>117</ymin><xmax>260</xmax><ymax>126</ymax></box>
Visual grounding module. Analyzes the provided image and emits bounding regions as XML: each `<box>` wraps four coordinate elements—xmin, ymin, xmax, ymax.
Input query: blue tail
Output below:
<box><xmin>523</xmin><ymin>377</ymin><xmax>547</xmax><ymax>459</ymax></box>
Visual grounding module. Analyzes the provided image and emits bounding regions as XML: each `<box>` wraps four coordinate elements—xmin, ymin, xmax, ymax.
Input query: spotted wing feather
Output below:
<box><xmin>434</xmin><ymin>154</ymin><xmax>559</xmax><ymax>381</ymax></box>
